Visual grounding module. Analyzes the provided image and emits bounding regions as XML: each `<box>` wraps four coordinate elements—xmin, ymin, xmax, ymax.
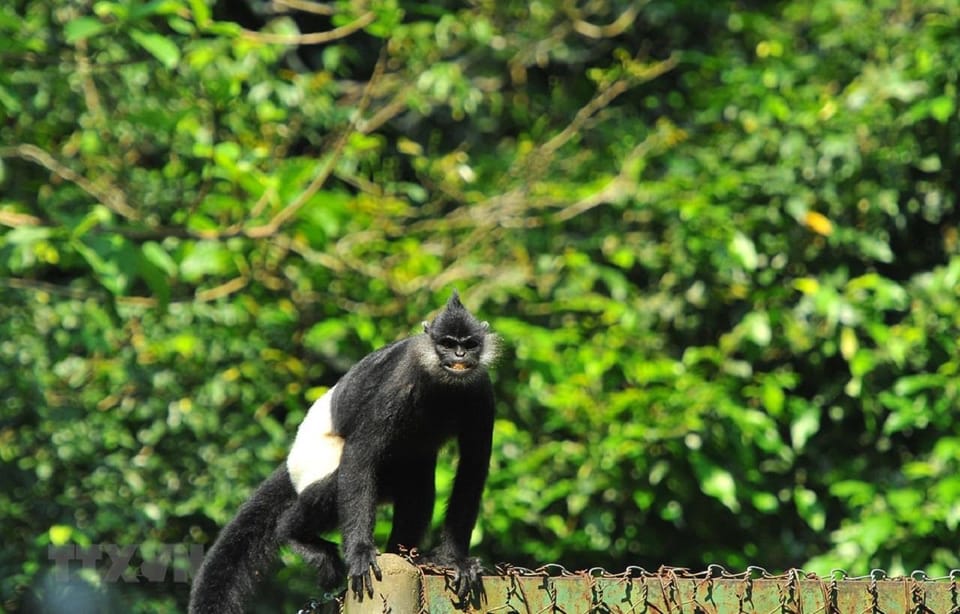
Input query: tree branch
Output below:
<box><xmin>571</xmin><ymin>4</ymin><xmax>641</xmax><ymax>39</ymax></box>
<box><xmin>0</xmin><ymin>210</ymin><xmax>44</xmax><ymax>228</ymax></box>
<box><xmin>1</xmin><ymin>144</ymin><xmax>140</xmax><ymax>220</ymax></box>
<box><xmin>242</xmin><ymin>11</ymin><xmax>375</xmax><ymax>45</ymax></box>
<box><xmin>244</xmin><ymin>45</ymin><xmax>386</xmax><ymax>238</ymax></box>
<box><xmin>195</xmin><ymin>275</ymin><xmax>249</xmax><ymax>302</ymax></box>
<box><xmin>270</xmin><ymin>0</ymin><xmax>336</xmax><ymax>15</ymax></box>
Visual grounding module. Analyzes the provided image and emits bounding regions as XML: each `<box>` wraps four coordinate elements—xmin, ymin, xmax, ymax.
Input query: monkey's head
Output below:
<box><xmin>421</xmin><ymin>291</ymin><xmax>499</xmax><ymax>382</ymax></box>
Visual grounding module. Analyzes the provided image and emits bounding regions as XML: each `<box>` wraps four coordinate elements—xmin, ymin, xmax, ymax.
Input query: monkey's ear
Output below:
<box><xmin>480</xmin><ymin>321</ymin><xmax>490</xmax><ymax>331</ymax></box>
<box><xmin>422</xmin><ymin>321</ymin><xmax>431</xmax><ymax>333</ymax></box>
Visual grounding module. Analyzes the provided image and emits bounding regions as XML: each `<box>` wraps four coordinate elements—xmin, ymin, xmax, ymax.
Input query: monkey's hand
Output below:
<box><xmin>346</xmin><ymin>543</ymin><xmax>382</xmax><ymax>601</ymax></box>
<box><xmin>423</xmin><ymin>550</ymin><xmax>484</xmax><ymax>601</ymax></box>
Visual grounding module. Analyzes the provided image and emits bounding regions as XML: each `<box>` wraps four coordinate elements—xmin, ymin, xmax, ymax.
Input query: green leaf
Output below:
<box><xmin>730</xmin><ymin>231</ymin><xmax>758</xmax><ymax>271</ymax></box>
<box><xmin>742</xmin><ymin>311</ymin><xmax>771</xmax><ymax>347</ymax></box>
<box><xmin>893</xmin><ymin>373</ymin><xmax>945</xmax><ymax>397</ymax></box>
<box><xmin>49</xmin><ymin>525</ymin><xmax>74</xmax><ymax>546</ymax></box>
<box><xmin>700</xmin><ymin>466</ymin><xmax>740</xmax><ymax>513</ymax></box>
<box><xmin>130</xmin><ymin>30</ymin><xmax>181</xmax><ymax>69</ymax></box>
<box><xmin>213</xmin><ymin>141</ymin><xmax>241</xmax><ymax>168</ymax></box>
<box><xmin>179</xmin><ymin>240</ymin><xmax>234</xmax><ymax>281</ymax></box>
<box><xmin>839</xmin><ymin>327</ymin><xmax>858</xmax><ymax>361</ymax></box>
<box><xmin>189</xmin><ymin>0</ymin><xmax>212</xmax><ymax>26</ymax></box>
<box><xmin>857</xmin><ymin>235</ymin><xmax>894</xmax><ymax>263</ymax></box>
<box><xmin>130</xmin><ymin>0</ymin><xmax>182</xmax><ymax>20</ymax></box>
<box><xmin>2</xmin><ymin>225</ymin><xmax>52</xmax><ymax>246</ymax></box>
<box><xmin>918</xmin><ymin>154</ymin><xmax>942</xmax><ymax>173</ymax></box>
<box><xmin>70</xmin><ymin>204</ymin><xmax>112</xmax><ymax>238</ymax></box>
<box><xmin>0</xmin><ymin>84</ymin><xmax>21</xmax><ymax>113</ymax></box>
<box><xmin>142</xmin><ymin>242</ymin><xmax>178</xmax><ymax>277</ymax></box>
<box><xmin>137</xmin><ymin>252</ymin><xmax>171</xmax><ymax>308</ymax></box>
<box><xmin>752</xmin><ymin>492</ymin><xmax>779</xmax><ymax>513</ymax></box>
<box><xmin>790</xmin><ymin>402</ymin><xmax>820</xmax><ymax>451</ymax></box>
<box><xmin>72</xmin><ymin>234</ymin><xmax>138</xmax><ymax>295</ymax></box>
<box><xmin>762</xmin><ymin>379</ymin><xmax>785</xmax><ymax>415</ymax></box>
<box><xmin>65</xmin><ymin>17</ymin><xmax>107</xmax><ymax>43</ymax></box>
<box><xmin>929</xmin><ymin>96</ymin><xmax>955</xmax><ymax>123</ymax></box>
<box><xmin>794</xmin><ymin>487</ymin><xmax>825</xmax><ymax>531</ymax></box>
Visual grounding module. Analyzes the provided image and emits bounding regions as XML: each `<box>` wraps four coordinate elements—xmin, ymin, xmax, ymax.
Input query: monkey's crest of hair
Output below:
<box><xmin>429</xmin><ymin>291</ymin><xmax>480</xmax><ymax>337</ymax></box>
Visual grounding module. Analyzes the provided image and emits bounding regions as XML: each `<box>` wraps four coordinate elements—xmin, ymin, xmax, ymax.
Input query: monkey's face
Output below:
<box><xmin>420</xmin><ymin>293</ymin><xmax>498</xmax><ymax>381</ymax></box>
<box><xmin>434</xmin><ymin>335</ymin><xmax>483</xmax><ymax>375</ymax></box>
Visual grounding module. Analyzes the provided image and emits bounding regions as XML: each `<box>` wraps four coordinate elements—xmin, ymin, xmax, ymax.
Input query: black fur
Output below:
<box><xmin>189</xmin><ymin>292</ymin><xmax>498</xmax><ymax>612</ymax></box>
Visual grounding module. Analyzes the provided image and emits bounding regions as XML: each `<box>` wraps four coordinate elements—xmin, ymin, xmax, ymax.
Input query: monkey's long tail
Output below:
<box><xmin>189</xmin><ymin>465</ymin><xmax>295</xmax><ymax>614</ymax></box>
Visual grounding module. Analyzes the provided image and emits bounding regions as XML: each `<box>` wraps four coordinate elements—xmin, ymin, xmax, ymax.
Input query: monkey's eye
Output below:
<box><xmin>461</xmin><ymin>338</ymin><xmax>480</xmax><ymax>350</ymax></box>
<box><xmin>438</xmin><ymin>337</ymin><xmax>459</xmax><ymax>349</ymax></box>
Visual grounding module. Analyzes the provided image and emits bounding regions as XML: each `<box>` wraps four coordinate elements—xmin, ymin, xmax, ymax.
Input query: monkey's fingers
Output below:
<box><xmin>453</xmin><ymin>558</ymin><xmax>483</xmax><ymax>599</ymax></box>
<box><xmin>348</xmin><ymin>557</ymin><xmax>382</xmax><ymax>601</ymax></box>
<box><xmin>455</xmin><ymin>570</ymin><xmax>472</xmax><ymax>599</ymax></box>
<box><xmin>360</xmin><ymin>566</ymin><xmax>377</xmax><ymax>599</ymax></box>
<box><xmin>350</xmin><ymin>573</ymin><xmax>369</xmax><ymax>601</ymax></box>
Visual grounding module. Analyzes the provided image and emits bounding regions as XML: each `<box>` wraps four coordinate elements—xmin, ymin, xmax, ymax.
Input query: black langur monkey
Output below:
<box><xmin>188</xmin><ymin>291</ymin><xmax>499</xmax><ymax>613</ymax></box>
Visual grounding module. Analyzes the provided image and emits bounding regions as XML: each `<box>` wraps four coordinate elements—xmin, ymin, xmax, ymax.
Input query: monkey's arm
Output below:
<box><xmin>386</xmin><ymin>454</ymin><xmax>437</xmax><ymax>553</ymax></box>
<box><xmin>430</xmin><ymin>381</ymin><xmax>494</xmax><ymax>597</ymax></box>
<box><xmin>337</xmin><ymin>442</ymin><xmax>382</xmax><ymax>600</ymax></box>
<box><xmin>441</xmin><ymin>424</ymin><xmax>491</xmax><ymax>557</ymax></box>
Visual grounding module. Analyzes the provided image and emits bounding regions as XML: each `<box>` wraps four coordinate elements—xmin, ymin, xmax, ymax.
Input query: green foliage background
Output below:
<box><xmin>2</xmin><ymin>0</ymin><xmax>959</xmax><ymax>611</ymax></box>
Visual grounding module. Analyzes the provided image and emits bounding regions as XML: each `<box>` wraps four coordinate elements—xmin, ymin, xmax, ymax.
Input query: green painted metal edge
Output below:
<box><xmin>340</xmin><ymin>557</ymin><xmax>960</xmax><ymax>613</ymax></box>
<box><xmin>421</xmin><ymin>573</ymin><xmax>960</xmax><ymax>613</ymax></box>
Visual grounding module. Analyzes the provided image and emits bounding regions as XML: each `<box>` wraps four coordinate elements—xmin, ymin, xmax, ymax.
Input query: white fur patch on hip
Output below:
<box><xmin>287</xmin><ymin>386</ymin><xmax>344</xmax><ymax>494</ymax></box>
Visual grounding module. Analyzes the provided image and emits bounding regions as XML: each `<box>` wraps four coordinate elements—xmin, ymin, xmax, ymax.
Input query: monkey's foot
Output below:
<box><xmin>422</xmin><ymin>552</ymin><xmax>485</xmax><ymax>601</ymax></box>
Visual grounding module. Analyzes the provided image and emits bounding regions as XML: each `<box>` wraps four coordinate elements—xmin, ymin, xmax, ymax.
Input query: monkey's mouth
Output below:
<box><xmin>444</xmin><ymin>362</ymin><xmax>472</xmax><ymax>373</ymax></box>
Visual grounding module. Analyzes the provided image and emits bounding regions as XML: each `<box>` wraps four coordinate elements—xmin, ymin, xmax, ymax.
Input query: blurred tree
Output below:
<box><xmin>1</xmin><ymin>0</ymin><xmax>958</xmax><ymax>611</ymax></box>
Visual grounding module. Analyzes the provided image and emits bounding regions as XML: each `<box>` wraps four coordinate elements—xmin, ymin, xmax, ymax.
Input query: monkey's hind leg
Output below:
<box><xmin>277</xmin><ymin>474</ymin><xmax>345</xmax><ymax>590</ymax></box>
